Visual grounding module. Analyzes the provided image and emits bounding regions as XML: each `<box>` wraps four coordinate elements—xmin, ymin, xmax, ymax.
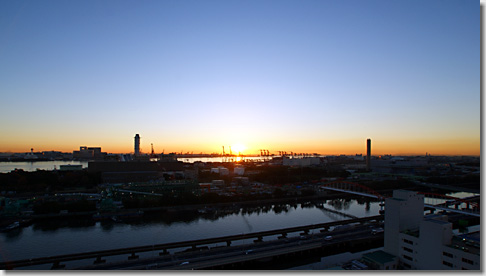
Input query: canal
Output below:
<box><xmin>0</xmin><ymin>198</ymin><xmax>382</xmax><ymax>267</ymax></box>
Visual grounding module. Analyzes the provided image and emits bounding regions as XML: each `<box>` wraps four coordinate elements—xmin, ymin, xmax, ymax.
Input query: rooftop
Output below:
<box><xmin>362</xmin><ymin>250</ymin><xmax>397</xmax><ymax>265</ymax></box>
<box><xmin>424</xmin><ymin>218</ymin><xmax>450</xmax><ymax>225</ymax></box>
<box><xmin>448</xmin><ymin>231</ymin><xmax>480</xmax><ymax>255</ymax></box>
<box><xmin>458</xmin><ymin>231</ymin><xmax>480</xmax><ymax>243</ymax></box>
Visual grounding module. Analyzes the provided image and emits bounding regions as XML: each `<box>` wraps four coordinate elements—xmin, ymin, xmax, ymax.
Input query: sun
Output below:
<box><xmin>231</xmin><ymin>143</ymin><xmax>246</xmax><ymax>155</ymax></box>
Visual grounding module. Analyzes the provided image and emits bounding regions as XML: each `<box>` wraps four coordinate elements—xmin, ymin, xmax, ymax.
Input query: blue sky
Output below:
<box><xmin>0</xmin><ymin>0</ymin><xmax>480</xmax><ymax>155</ymax></box>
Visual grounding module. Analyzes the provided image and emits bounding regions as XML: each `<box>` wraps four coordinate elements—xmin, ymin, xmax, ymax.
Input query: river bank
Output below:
<box><xmin>25</xmin><ymin>192</ymin><xmax>373</xmax><ymax>221</ymax></box>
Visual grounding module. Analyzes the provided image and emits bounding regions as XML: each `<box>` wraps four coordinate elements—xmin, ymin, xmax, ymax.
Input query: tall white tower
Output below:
<box><xmin>384</xmin><ymin>190</ymin><xmax>424</xmax><ymax>257</ymax></box>
<box><xmin>134</xmin><ymin>134</ymin><xmax>140</xmax><ymax>156</ymax></box>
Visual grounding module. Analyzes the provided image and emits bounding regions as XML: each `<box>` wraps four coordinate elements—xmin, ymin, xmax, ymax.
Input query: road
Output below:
<box><xmin>76</xmin><ymin>222</ymin><xmax>383</xmax><ymax>270</ymax></box>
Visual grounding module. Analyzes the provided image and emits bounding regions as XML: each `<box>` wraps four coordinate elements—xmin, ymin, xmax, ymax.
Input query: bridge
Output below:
<box><xmin>116</xmin><ymin>189</ymin><xmax>165</xmax><ymax>197</ymax></box>
<box><xmin>411</xmin><ymin>180</ymin><xmax>480</xmax><ymax>194</ymax></box>
<box><xmin>319</xmin><ymin>181</ymin><xmax>480</xmax><ymax>217</ymax></box>
<box><xmin>0</xmin><ymin>215</ymin><xmax>383</xmax><ymax>270</ymax></box>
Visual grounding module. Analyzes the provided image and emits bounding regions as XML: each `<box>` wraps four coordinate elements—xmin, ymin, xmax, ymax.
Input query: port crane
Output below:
<box><xmin>150</xmin><ymin>143</ymin><xmax>158</xmax><ymax>158</ymax></box>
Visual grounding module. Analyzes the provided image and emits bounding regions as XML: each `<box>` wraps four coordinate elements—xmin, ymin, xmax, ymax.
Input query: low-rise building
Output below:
<box><xmin>73</xmin><ymin>146</ymin><xmax>107</xmax><ymax>160</ymax></box>
<box><xmin>361</xmin><ymin>251</ymin><xmax>397</xmax><ymax>270</ymax></box>
<box><xmin>59</xmin><ymin>165</ymin><xmax>83</xmax><ymax>171</ymax></box>
<box><xmin>282</xmin><ymin>157</ymin><xmax>320</xmax><ymax>167</ymax></box>
<box><xmin>88</xmin><ymin>161</ymin><xmax>184</xmax><ymax>183</ymax></box>
<box><xmin>234</xmin><ymin>167</ymin><xmax>245</xmax><ymax>175</ymax></box>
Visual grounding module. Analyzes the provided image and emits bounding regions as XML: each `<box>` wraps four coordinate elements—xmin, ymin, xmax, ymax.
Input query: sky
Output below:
<box><xmin>0</xmin><ymin>0</ymin><xmax>480</xmax><ymax>156</ymax></box>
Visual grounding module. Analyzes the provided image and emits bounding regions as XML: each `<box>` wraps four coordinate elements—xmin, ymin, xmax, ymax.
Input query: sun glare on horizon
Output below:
<box><xmin>231</xmin><ymin>143</ymin><xmax>246</xmax><ymax>155</ymax></box>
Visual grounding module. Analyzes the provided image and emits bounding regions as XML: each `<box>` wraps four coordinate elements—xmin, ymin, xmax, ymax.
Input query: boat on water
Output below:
<box><xmin>2</xmin><ymin>221</ymin><xmax>20</xmax><ymax>232</ymax></box>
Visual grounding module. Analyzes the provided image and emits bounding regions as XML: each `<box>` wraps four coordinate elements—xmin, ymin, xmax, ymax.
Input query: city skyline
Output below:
<box><xmin>0</xmin><ymin>0</ymin><xmax>480</xmax><ymax>156</ymax></box>
<box><xmin>0</xmin><ymin>135</ymin><xmax>480</xmax><ymax>157</ymax></box>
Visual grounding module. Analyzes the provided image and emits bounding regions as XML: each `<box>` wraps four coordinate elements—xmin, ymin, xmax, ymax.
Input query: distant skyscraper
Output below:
<box><xmin>134</xmin><ymin>134</ymin><xmax>140</xmax><ymax>156</ymax></box>
<box><xmin>366</xmin><ymin>138</ymin><xmax>371</xmax><ymax>171</ymax></box>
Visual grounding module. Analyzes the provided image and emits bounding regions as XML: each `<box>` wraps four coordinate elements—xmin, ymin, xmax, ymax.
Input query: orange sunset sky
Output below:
<box><xmin>0</xmin><ymin>0</ymin><xmax>480</xmax><ymax>157</ymax></box>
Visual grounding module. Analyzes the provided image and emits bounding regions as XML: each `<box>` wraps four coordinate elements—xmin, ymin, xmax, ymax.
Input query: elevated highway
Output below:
<box><xmin>0</xmin><ymin>215</ymin><xmax>383</xmax><ymax>270</ymax></box>
<box><xmin>80</xmin><ymin>223</ymin><xmax>384</xmax><ymax>270</ymax></box>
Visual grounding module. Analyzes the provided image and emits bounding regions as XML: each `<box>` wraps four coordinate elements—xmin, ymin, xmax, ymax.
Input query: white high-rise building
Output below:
<box><xmin>384</xmin><ymin>190</ymin><xmax>424</xmax><ymax>257</ymax></box>
<box><xmin>380</xmin><ymin>190</ymin><xmax>480</xmax><ymax>270</ymax></box>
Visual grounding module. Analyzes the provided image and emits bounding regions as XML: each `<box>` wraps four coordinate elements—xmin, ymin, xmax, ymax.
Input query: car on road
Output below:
<box><xmin>371</xmin><ymin>228</ymin><xmax>384</xmax><ymax>235</ymax></box>
<box><xmin>324</xmin><ymin>236</ymin><xmax>333</xmax><ymax>241</ymax></box>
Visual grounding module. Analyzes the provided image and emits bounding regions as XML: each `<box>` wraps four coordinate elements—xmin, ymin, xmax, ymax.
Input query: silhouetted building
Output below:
<box><xmin>42</xmin><ymin>151</ymin><xmax>67</xmax><ymax>160</ymax></box>
<box><xmin>371</xmin><ymin>157</ymin><xmax>428</xmax><ymax>175</ymax></box>
<box><xmin>88</xmin><ymin>161</ymin><xmax>185</xmax><ymax>183</ymax></box>
<box><xmin>282</xmin><ymin>157</ymin><xmax>321</xmax><ymax>167</ymax></box>
<box><xmin>159</xmin><ymin>153</ymin><xmax>178</xmax><ymax>162</ymax></box>
<box><xmin>134</xmin><ymin>134</ymin><xmax>141</xmax><ymax>156</ymax></box>
<box><xmin>73</xmin><ymin>146</ymin><xmax>106</xmax><ymax>160</ymax></box>
<box><xmin>59</xmin><ymin>164</ymin><xmax>83</xmax><ymax>171</ymax></box>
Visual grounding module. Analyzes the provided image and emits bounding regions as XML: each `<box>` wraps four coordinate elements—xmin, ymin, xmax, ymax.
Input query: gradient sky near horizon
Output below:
<box><xmin>0</xmin><ymin>0</ymin><xmax>480</xmax><ymax>156</ymax></box>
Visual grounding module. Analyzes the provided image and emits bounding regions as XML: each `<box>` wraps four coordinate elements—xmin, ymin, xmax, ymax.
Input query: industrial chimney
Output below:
<box><xmin>134</xmin><ymin>134</ymin><xmax>140</xmax><ymax>156</ymax></box>
<box><xmin>366</xmin><ymin>138</ymin><xmax>371</xmax><ymax>171</ymax></box>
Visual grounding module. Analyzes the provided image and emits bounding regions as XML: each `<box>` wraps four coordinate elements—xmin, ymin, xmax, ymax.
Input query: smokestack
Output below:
<box><xmin>134</xmin><ymin>134</ymin><xmax>140</xmax><ymax>156</ymax></box>
<box><xmin>366</xmin><ymin>138</ymin><xmax>371</xmax><ymax>171</ymax></box>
